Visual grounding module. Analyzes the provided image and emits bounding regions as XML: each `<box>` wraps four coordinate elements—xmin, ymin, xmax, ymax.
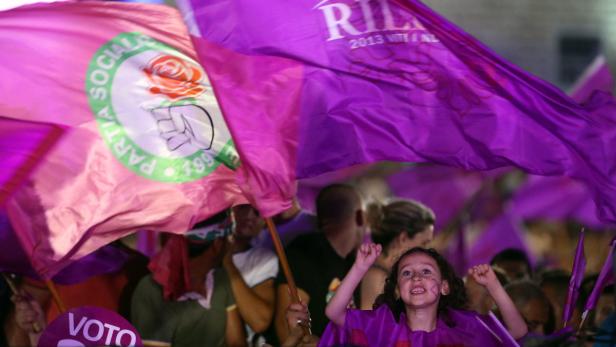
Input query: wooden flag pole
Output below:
<box><xmin>44</xmin><ymin>279</ymin><xmax>66</xmax><ymax>313</ymax></box>
<box><xmin>265</xmin><ymin>218</ymin><xmax>311</xmax><ymax>335</ymax></box>
<box><xmin>265</xmin><ymin>218</ymin><xmax>300</xmax><ymax>303</ymax></box>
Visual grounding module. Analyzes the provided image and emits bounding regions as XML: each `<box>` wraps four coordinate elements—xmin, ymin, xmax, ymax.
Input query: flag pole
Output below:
<box><xmin>265</xmin><ymin>218</ymin><xmax>311</xmax><ymax>334</ymax></box>
<box><xmin>1</xmin><ymin>273</ymin><xmax>42</xmax><ymax>332</ymax></box>
<box><xmin>44</xmin><ymin>279</ymin><xmax>66</xmax><ymax>313</ymax></box>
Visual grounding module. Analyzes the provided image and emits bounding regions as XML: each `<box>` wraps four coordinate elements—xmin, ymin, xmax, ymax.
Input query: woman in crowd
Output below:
<box><xmin>360</xmin><ymin>200</ymin><xmax>435</xmax><ymax>309</ymax></box>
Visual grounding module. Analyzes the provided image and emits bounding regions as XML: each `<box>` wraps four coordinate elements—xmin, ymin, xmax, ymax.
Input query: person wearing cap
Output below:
<box><xmin>131</xmin><ymin>210</ymin><xmax>246</xmax><ymax>347</ymax></box>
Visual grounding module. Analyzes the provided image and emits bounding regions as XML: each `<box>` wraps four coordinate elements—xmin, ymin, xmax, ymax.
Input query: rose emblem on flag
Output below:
<box><xmin>143</xmin><ymin>55</ymin><xmax>206</xmax><ymax>100</ymax></box>
<box><xmin>86</xmin><ymin>32</ymin><xmax>239</xmax><ymax>183</ymax></box>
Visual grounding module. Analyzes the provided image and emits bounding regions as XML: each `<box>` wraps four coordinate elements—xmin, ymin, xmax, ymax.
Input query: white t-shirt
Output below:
<box><xmin>233</xmin><ymin>247</ymin><xmax>279</xmax><ymax>287</ymax></box>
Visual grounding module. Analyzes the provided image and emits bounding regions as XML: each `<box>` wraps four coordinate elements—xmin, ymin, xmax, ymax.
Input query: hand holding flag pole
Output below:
<box><xmin>265</xmin><ymin>218</ymin><xmax>312</xmax><ymax>335</ymax></box>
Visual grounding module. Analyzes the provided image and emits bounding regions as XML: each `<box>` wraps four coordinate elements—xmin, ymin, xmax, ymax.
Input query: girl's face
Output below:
<box><xmin>396</xmin><ymin>253</ymin><xmax>449</xmax><ymax>309</ymax></box>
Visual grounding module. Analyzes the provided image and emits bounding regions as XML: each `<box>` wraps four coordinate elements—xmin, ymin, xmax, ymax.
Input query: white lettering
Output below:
<box><xmin>120</xmin><ymin>37</ymin><xmax>146</xmax><ymax>53</ymax></box>
<box><xmin>97</xmin><ymin>106</ymin><xmax>113</xmax><ymax>120</ymax></box>
<box><xmin>109</xmin><ymin>44</ymin><xmax>128</xmax><ymax>58</ymax></box>
<box><xmin>90</xmin><ymin>87</ymin><xmax>107</xmax><ymax>101</ymax></box>
<box><xmin>128</xmin><ymin>148</ymin><xmax>145</xmax><ymax>166</ymax></box>
<box><xmin>96</xmin><ymin>54</ymin><xmax>115</xmax><ymax>70</ymax></box>
<box><xmin>114</xmin><ymin>137</ymin><xmax>131</xmax><ymax>157</ymax></box>
<box><xmin>103</xmin><ymin>48</ymin><xmax>121</xmax><ymax>61</ymax></box>
<box><xmin>356</xmin><ymin>0</ymin><xmax>377</xmax><ymax>33</ymax></box>
<box><xmin>378</xmin><ymin>0</ymin><xmax>410</xmax><ymax>31</ymax></box>
<box><xmin>136</xmin><ymin>34</ymin><xmax>155</xmax><ymax>48</ymax></box>
<box><xmin>319</xmin><ymin>3</ymin><xmax>362</xmax><ymax>41</ymax></box>
<box><xmin>103</xmin><ymin>323</ymin><xmax>121</xmax><ymax>346</ymax></box>
<box><xmin>83</xmin><ymin>319</ymin><xmax>104</xmax><ymax>341</ymax></box>
<box><xmin>90</xmin><ymin>70</ymin><xmax>109</xmax><ymax>86</ymax></box>
<box><xmin>68</xmin><ymin>313</ymin><xmax>87</xmax><ymax>337</ymax></box>
<box><xmin>115</xmin><ymin>329</ymin><xmax>137</xmax><ymax>347</ymax></box>
<box><xmin>140</xmin><ymin>159</ymin><xmax>156</xmax><ymax>176</ymax></box>
<box><xmin>104</xmin><ymin>128</ymin><xmax>121</xmax><ymax>142</ymax></box>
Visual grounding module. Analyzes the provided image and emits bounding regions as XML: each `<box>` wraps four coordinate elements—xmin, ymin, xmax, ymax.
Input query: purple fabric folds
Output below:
<box><xmin>387</xmin><ymin>165</ymin><xmax>483</xmax><ymax>231</ymax></box>
<box><xmin>183</xmin><ymin>0</ymin><xmax>616</xmax><ymax>222</ymax></box>
<box><xmin>0</xmin><ymin>212</ymin><xmax>129</xmax><ymax>285</ymax></box>
<box><xmin>318</xmin><ymin>305</ymin><xmax>517</xmax><ymax>347</ymax></box>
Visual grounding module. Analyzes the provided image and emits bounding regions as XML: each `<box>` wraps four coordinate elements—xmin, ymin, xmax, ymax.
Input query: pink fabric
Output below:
<box><xmin>0</xmin><ymin>2</ymin><xmax>246</xmax><ymax>278</ymax></box>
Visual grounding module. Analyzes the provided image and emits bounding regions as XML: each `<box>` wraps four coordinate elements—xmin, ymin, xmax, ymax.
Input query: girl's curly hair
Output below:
<box><xmin>373</xmin><ymin>247</ymin><xmax>468</xmax><ymax>322</ymax></box>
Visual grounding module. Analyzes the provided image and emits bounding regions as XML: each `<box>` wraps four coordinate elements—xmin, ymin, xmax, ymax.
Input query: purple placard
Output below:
<box><xmin>38</xmin><ymin>306</ymin><xmax>142</xmax><ymax>347</ymax></box>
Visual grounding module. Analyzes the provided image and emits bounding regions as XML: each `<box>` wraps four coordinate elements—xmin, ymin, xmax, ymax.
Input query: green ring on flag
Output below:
<box><xmin>86</xmin><ymin>32</ymin><xmax>238</xmax><ymax>183</ymax></box>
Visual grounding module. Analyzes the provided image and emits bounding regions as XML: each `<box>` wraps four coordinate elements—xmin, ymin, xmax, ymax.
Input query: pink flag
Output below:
<box><xmin>0</xmin><ymin>2</ymin><xmax>245</xmax><ymax>278</ymax></box>
<box><xmin>0</xmin><ymin>117</ymin><xmax>64</xmax><ymax>206</ymax></box>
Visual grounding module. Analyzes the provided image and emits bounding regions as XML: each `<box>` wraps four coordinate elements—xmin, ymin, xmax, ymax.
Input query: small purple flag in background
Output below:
<box><xmin>569</xmin><ymin>55</ymin><xmax>614</xmax><ymax>104</ymax></box>
<box><xmin>467</xmin><ymin>212</ymin><xmax>533</xmax><ymax>267</ymax></box>
<box><xmin>181</xmin><ymin>0</ymin><xmax>616</xmax><ymax>223</ymax></box>
<box><xmin>563</xmin><ymin>229</ymin><xmax>585</xmax><ymax>327</ymax></box>
<box><xmin>508</xmin><ymin>175</ymin><xmax>609</xmax><ymax>229</ymax></box>
<box><xmin>387</xmin><ymin>165</ymin><xmax>483</xmax><ymax>231</ymax></box>
<box><xmin>582</xmin><ymin>237</ymin><xmax>616</xmax><ymax>323</ymax></box>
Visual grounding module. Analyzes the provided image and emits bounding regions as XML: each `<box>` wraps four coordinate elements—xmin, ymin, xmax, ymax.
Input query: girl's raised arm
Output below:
<box><xmin>325</xmin><ymin>243</ymin><xmax>382</xmax><ymax>327</ymax></box>
<box><xmin>469</xmin><ymin>264</ymin><xmax>528</xmax><ymax>339</ymax></box>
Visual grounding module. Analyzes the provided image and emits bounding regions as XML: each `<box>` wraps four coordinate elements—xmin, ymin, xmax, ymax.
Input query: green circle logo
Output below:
<box><xmin>86</xmin><ymin>32</ymin><xmax>239</xmax><ymax>183</ymax></box>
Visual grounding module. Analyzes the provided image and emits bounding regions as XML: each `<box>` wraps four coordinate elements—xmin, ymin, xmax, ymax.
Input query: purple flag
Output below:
<box><xmin>508</xmin><ymin>175</ymin><xmax>609</xmax><ymax>229</ymax></box>
<box><xmin>0</xmin><ymin>211</ymin><xmax>129</xmax><ymax>284</ymax></box>
<box><xmin>563</xmin><ymin>229</ymin><xmax>585</xmax><ymax>326</ymax></box>
<box><xmin>180</xmin><ymin>0</ymin><xmax>616</xmax><ymax>223</ymax></box>
<box><xmin>569</xmin><ymin>55</ymin><xmax>614</xmax><ymax>104</ymax></box>
<box><xmin>387</xmin><ymin>165</ymin><xmax>484</xmax><ymax>231</ymax></box>
<box><xmin>582</xmin><ymin>237</ymin><xmax>616</xmax><ymax>321</ymax></box>
<box><xmin>467</xmin><ymin>213</ymin><xmax>533</xmax><ymax>267</ymax></box>
<box><xmin>508</xmin><ymin>56</ymin><xmax>614</xmax><ymax>228</ymax></box>
<box><xmin>0</xmin><ymin>116</ymin><xmax>64</xmax><ymax>206</ymax></box>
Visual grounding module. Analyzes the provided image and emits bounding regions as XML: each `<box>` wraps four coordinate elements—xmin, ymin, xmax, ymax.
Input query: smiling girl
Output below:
<box><xmin>321</xmin><ymin>243</ymin><xmax>527</xmax><ymax>346</ymax></box>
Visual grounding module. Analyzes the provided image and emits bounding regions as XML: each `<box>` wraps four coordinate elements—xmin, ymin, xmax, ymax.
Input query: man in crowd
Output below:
<box><xmin>131</xmin><ymin>211</ymin><xmax>246</xmax><ymax>347</ymax></box>
<box><xmin>274</xmin><ymin>184</ymin><xmax>365</xmax><ymax>342</ymax></box>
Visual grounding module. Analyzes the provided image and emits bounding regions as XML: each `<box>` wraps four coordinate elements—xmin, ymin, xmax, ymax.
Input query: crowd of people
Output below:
<box><xmin>1</xmin><ymin>183</ymin><xmax>615</xmax><ymax>346</ymax></box>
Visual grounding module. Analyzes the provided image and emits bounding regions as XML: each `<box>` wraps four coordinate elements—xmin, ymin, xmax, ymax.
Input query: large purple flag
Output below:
<box><xmin>0</xmin><ymin>117</ymin><xmax>64</xmax><ymax>206</ymax></box>
<box><xmin>179</xmin><ymin>0</ymin><xmax>616</xmax><ymax>221</ymax></box>
<box><xmin>507</xmin><ymin>55</ymin><xmax>614</xmax><ymax>228</ymax></box>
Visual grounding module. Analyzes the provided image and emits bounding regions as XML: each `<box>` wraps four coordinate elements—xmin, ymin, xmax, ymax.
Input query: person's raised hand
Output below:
<box><xmin>354</xmin><ymin>243</ymin><xmax>382</xmax><ymax>272</ymax></box>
